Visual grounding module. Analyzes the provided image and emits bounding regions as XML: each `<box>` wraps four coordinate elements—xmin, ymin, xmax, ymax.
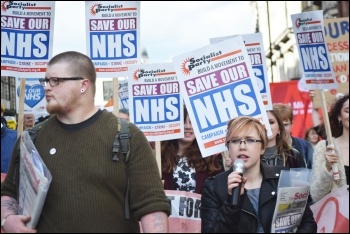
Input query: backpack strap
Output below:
<box><xmin>119</xmin><ymin>118</ymin><xmax>130</xmax><ymax>162</ymax></box>
<box><xmin>112</xmin><ymin>118</ymin><xmax>131</xmax><ymax>219</ymax></box>
<box><xmin>112</xmin><ymin>118</ymin><xmax>130</xmax><ymax>161</ymax></box>
<box><xmin>120</xmin><ymin>119</ymin><xmax>130</xmax><ymax>219</ymax></box>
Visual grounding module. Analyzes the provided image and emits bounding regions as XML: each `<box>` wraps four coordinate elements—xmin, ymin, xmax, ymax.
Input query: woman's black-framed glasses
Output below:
<box><xmin>39</xmin><ymin>77</ymin><xmax>84</xmax><ymax>87</ymax></box>
<box><xmin>229</xmin><ymin>138</ymin><xmax>263</xmax><ymax>146</ymax></box>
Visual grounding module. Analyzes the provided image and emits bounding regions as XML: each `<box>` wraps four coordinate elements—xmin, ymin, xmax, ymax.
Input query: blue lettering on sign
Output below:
<box><xmin>1</xmin><ymin>29</ymin><xmax>49</xmax><ymax>59</ymax></box>
<box><xmin>324</xmin><ymin>20</ymin><xmax>349</xmax><ymax>39</ymax></box>
<box><xmin>300</xmin><ymin>44</ymin><xmax>331</xmax><ymax>72</ymax></box>
<box><xmin>120</xmin><ymin>98</ymin><xmax>129</xmax><ymax>109</ymax></box>
<box><xmin>16</xmin><ymin>84</ymin><xmax>45</xmax><ymax>107</ymax></box>
<box><xmin>189</xmin><ymin>79</ymin><xmax>261</xmax><ymax>132</ymax></box>
<box><xmin>252</xmin><ymin>65</ymin><xmax>266</xmax><ymax>93</ymax></box>
<box><xmin>133</xmin><ymin>94</ymin><xmax>180</xmax><ymax>124</ymax></box>
<box><xmin>90</xmin><ymin>31</ymin><xmax>137</xmax><ymax>60</ymax></box>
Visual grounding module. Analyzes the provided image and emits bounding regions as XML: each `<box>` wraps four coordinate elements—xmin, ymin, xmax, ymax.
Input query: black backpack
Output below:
<box><xmin>27</xmin><ymin>118</ymin><xmax>132</xmax><ymax>219</ymax></box>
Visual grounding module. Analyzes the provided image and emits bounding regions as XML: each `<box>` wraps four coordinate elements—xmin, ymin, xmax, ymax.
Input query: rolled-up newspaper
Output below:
<box><xmin>19</xmin><ymin>131</ymin><xmax>52</xmax><ymax>228</ymax></box>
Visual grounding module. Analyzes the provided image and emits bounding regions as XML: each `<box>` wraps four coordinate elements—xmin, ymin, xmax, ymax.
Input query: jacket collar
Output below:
<box><xmin>259</xmin><ymin>163</ymin><xmax>282</xmax><ymax>205</ymax></box>
<box><xmin>241</xmin><ymin>163</ymin><xmax>282</xmax><ymax>215</ymax></box>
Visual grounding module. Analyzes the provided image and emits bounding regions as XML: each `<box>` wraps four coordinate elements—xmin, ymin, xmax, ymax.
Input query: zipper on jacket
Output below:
<box><xmin>242</xmin><ymin>209</ymin><xmax>261</xmax><ymax>232</ymax></box>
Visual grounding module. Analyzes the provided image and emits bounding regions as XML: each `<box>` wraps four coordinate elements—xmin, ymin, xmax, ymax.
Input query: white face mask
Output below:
<box><xmin>1</xmin><ymin>123</ymin><xmax>3</xmax><ymax>128</ymax></box>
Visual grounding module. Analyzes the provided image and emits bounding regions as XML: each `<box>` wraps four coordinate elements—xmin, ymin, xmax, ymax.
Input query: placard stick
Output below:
<box><xmin>113</xmin><ymin>78</ymin><xmax>119</xmax><ymax>116</ymax></box>
<box><xmin>155</xmin><ymin>141</ymin><xmax>161</xmax><ymax>178</ymax></box>
<box><xmin>318</xmin><ymin>89</ymin><xmax>340</xmax><ymax>181</ymax></box>
<box><xmin>17</xmin><ymin>78</ymin><xmax>26</xmax><ymax>138</ymax></box>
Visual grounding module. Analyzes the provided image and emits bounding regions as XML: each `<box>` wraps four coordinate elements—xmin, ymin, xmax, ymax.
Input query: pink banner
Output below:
<box><xmin>310</xmin><ymin>185</ymin><xmax>349</xmax><ymax>233</ymax></box>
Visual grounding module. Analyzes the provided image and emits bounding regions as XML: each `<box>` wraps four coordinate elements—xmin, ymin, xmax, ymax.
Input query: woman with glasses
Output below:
<box><xmin>263</xmin><ymin>108</ymin><xmax>306</xmax><ymax>168</ymax></box>
<box><xmin>200</xmin><ymin>116</ymin><xmax>317</xmax><ymax>233</ymax></box>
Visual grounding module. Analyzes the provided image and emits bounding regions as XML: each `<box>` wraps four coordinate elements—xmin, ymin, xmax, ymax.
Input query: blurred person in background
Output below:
<box><xmin>304</xmin><ymin>127</ymin><xmax>320</xmax><ymax>148</ymax></box>
<box><xmin>311</xmin><ymin>94</ymin><xmax>349</xmax><ymax>203</ymax></box>
<box><xmin>263</xmin><ymin>108</ymin><xmax>306</xmax><ymax>169</ymax></box>
<box><xmin>224</xmin><ymin>156</ymin><xmax>233</xmax><ymax>170</ymax></box>
<box><xmin>273</xmin><ymin>103</ymin><xmax>314</xmax><ymax>169</ymax></box>
<box><xmin>119</xmin><ymin>108</ymin><xmax>129</xmax><ymax>121</ymax></box>
<box><xmin>23</xmin><ymin>113</ymin><xmax>35</xmax><ymax>130</ymax></box>
<box><xmin>161</xmin><ymin>105</ymin><xmax>223</xmax><ymax>194</ymax></box>
<box><xmin>1</xmin><ymin>121</ymin><xmax>17</xmax><ymax>173</ymax></box>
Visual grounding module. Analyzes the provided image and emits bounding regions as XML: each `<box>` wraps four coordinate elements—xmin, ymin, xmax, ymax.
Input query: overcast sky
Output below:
<box><xmin>53</xmin><ymin>1</ymin><xmax>255</xmax><ymax>64</ymax></box>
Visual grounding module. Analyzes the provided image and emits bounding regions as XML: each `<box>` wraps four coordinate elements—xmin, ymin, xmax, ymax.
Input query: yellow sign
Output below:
<box><xmin>5</xmin><ymin>116</ymin><xmax>17</xmax><ymax>130</ymax></box>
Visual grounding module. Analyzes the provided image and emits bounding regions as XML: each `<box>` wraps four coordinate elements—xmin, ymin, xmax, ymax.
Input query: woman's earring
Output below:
<box><xmin>81</xmin><ymin>89</ymin><xmax>84</xmax><ymax>93</ymax></box>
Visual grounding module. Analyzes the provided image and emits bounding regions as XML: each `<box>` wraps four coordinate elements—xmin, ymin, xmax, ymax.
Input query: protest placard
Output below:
<box><xmin>172</xmin><ymin>36</ymin><xmax>271</xmax><ymax>157</ymax></box>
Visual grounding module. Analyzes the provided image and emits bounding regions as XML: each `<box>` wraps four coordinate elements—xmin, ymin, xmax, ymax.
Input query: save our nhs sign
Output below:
<box><xmin>291</xmin><ymin>10</ymin><xmax>338</xmax><ymax>90</ymax></box>
<box><xmin>209</xmin><ymin>33</ymin><xmax>273</xmax><ymax>110</ymax></box>
<box><xmin>1</xmin><ymin>1</ymin><xmax>55</xmax><ymax>77</ymax></box>
<box><xmin>127</xmin><ymin>63</ymin><xmax>183</xmax><ymax>142</ymax></box>
<box><xmin>172</xmin><ymin>36</ymin><xmax>271</xmax><ymax>157</ymax></box>
<box><xmin>85</xmin><ymin>1</ymin><xmax>141</xmax><ymax>78</ymax></box>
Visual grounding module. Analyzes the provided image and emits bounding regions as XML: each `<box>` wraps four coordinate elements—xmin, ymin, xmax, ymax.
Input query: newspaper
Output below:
<box><xmin>18</xmin><ymin>131</ymin><xmax>52</xmax><ymax>228</ymax></box>
<box><xmin>271</xmin><ymin>168</ymin><xmax>312</xmax><ymax>233</ymax></box>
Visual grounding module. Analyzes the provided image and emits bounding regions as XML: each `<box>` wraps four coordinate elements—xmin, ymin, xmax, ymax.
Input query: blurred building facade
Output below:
<box><xmin>254</xmin><ymin>1</ymin><xmax>349</xmax><ymax>83</ymax></box>
<box><xmin>1</xmin><ymin>76</ymin><xmax>16</xmax><ymax>113</ymax></box>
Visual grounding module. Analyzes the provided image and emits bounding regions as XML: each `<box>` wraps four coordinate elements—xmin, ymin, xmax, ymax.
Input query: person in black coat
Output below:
<box><xmin>201</xmin><ymin>116</ymin><xmax>317</xmax><ymax>233</ymax></box>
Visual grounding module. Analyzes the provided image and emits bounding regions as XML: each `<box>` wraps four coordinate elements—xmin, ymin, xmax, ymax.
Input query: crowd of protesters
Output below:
<box><xmin>1</xmin><ymin>51</ymin><xmax>348</xmax><ymax>232</ymax></box>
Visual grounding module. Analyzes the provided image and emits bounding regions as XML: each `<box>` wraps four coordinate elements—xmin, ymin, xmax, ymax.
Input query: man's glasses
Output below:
<box><xmin>228</xmin><ymin>138</ymin><xmax>263</xmax><ymax>146</ymax></box>
<box><xmin>39</xmin><ymin>77</ymin><xmax>84</xmax><ymax>87</ymax></box>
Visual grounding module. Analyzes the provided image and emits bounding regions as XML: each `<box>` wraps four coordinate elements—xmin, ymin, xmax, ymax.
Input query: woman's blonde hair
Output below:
<box><xmin>225</xmin><ymin>116</ymin><xmax>268</xmax><ymax>150</ymax></box>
